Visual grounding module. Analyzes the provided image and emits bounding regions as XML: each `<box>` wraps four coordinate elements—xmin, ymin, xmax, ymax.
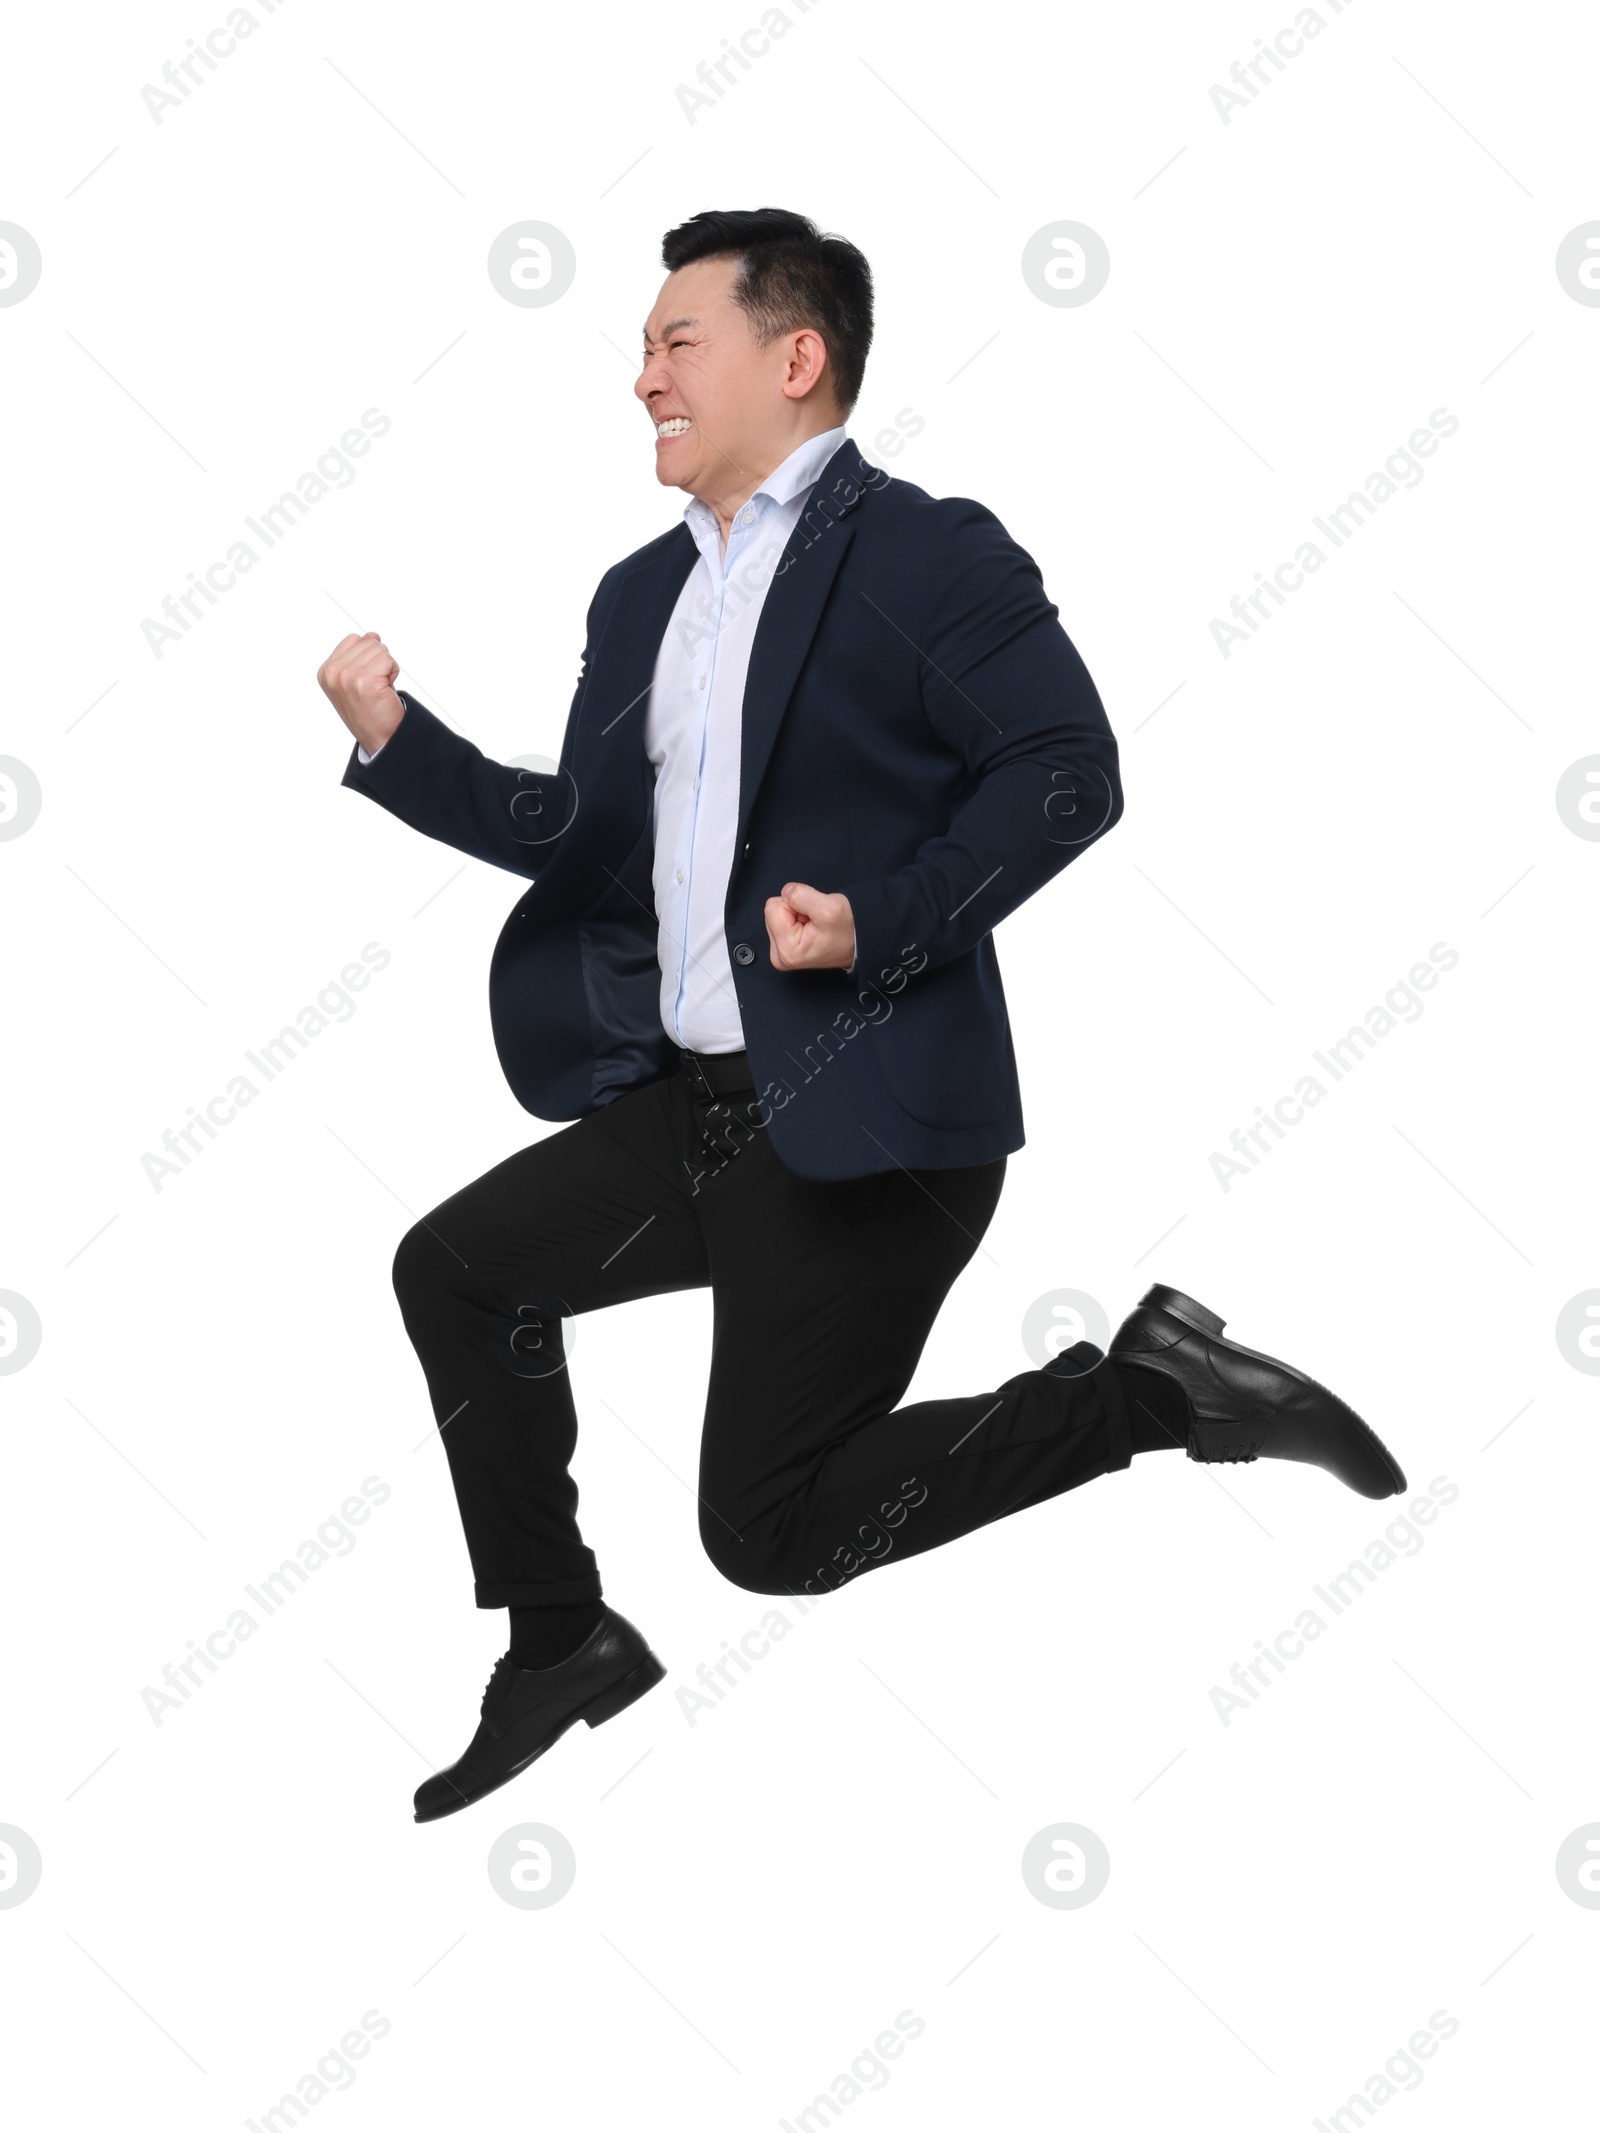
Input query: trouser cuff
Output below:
<box><xmin>475</xmin><ymin>1573</ymin><xmax>604</xmax><ymax>1607</ymax></box>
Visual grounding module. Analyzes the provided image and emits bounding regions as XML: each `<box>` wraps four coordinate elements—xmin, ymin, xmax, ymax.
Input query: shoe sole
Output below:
<box><xmin>1137</xmin><ymin>1284</ymin><xmax>1408</xmax><ymax>1498</ymax></box>
<box><xmin>414</xmin><ymin>1654</ymin><xmax>667</xmax><ymax>1824</ymax></box>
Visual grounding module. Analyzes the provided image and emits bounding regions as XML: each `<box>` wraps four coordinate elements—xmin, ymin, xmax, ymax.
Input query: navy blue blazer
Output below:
<box><xmin>341</xmin><ymin>437</ymin><xmax>1123</xmax><ymax>1178</ymax></box>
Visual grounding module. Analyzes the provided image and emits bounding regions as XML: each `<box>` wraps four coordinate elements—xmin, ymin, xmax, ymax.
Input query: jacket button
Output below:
<box><xmin>732</xmin><ymin>942</ymin><xmax>755</xmax><ymax>966</ymax></box>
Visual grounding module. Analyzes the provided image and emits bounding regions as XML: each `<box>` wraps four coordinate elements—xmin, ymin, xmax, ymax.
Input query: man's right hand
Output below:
<box><xmin>318</xmin><ymin>631</ymin><xmax>406</xmax><ymax>757</ymax></box>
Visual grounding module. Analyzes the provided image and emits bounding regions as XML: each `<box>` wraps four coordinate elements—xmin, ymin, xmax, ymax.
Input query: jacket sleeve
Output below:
<box><xmin>338</xmin><ymin>573</ymin><xmax>611</xmax><ymax>881</ymax></box>
<box><xmin>839</xmin><ymin>499</ymin><xmax>1123</xmax><ymax>981</ymax></box>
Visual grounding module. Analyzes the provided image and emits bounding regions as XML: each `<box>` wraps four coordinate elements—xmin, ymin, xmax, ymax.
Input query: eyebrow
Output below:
<box><xmin>642</xmin><ymin>316</ymin><xmax>699</xmax><ymax>344</ymax></box>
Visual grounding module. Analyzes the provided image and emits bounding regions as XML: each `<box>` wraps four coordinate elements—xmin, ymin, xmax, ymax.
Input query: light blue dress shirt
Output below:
<box><xmin>645</xmin><ymin>422</ymin><xmax>847</xmax><ymax>1054</ymax></box>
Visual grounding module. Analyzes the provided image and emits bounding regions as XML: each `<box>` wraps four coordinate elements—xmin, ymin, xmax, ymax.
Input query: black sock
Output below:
<box><xmin>1112</xmin><ymin>1361</ymin><xmax>1192</xmax><ymax>1454</ymax></box>
<box><xmin>508</xmin><ymin>1601</ymin><xmax>605</xmax><ymax>1669</ymax></box>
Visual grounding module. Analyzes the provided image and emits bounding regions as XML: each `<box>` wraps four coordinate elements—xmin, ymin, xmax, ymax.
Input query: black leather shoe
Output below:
<box><xmin>414</xmin><ymin>1607</ymin><xmax>665</xmax><ymax>1824</ymax></box>
<box><xmin>1109</xmin><ymin>1284</ymin><xmax>1406</xmax><ymax>1499</ymax></box>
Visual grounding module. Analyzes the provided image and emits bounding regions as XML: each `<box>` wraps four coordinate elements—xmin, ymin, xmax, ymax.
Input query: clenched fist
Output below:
<box><xmin>317</xmin><ymin>632</ymin><xmax>406</xmax><ymax>757</ymax></box>
<box><xmin>764</xmin><ymin>882</ymin><xmax>856</xmax><ymax>972</ymax></box>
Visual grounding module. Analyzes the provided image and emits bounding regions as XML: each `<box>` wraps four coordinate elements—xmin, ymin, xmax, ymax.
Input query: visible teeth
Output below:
<box><xmin>656</xmin><ymin>418</ymin><xmax>693</xmax><ymax>436</ymax></box>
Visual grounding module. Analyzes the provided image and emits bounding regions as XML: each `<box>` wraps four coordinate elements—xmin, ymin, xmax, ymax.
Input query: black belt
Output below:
<box><xmin>679</xmin><ymin>1047</ymin><xmax>756</xmax><ymax>1100</ymax></box>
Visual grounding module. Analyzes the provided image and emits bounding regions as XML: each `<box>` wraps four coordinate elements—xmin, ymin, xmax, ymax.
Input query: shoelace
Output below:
<box><xmin>479</xmin><ymin>1655</ymin><xmax>517</xmax><ymax>1723</ymax></box>
<box><xmin>1191</xmin><ymin>1425</ymin><xmax>1266</xmax><ymax>1465</ymax></box>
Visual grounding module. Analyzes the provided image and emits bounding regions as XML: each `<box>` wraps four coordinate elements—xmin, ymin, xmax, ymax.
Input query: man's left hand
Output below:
<box><xmin>764</xmin><ymin>883</ymin><xmax>856</xmax><ymax>972</ymax></box>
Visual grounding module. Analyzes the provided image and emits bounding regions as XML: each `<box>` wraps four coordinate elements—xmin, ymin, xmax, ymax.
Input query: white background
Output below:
<box><xmin>3</xmin><ymin>0</ymin><xmax>1596</xmax><ymax>2125</ymax></box>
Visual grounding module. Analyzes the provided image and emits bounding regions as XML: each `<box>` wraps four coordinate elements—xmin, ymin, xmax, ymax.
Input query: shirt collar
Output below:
<box><xmin>682</xmin><ymin>422</ymin><xmax>849</xmax><ymax>535</ymax></box>
<box><xmin>752</xmin><ymin>422</ymin><xmax>849</xmax><ymax>510</ymax></box>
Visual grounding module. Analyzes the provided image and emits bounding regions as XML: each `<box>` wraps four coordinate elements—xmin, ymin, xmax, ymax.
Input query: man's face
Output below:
<box><xmin>636</xmin><ymin>256</ymin><xmax>828</xmax><ymax>498</ymax></box>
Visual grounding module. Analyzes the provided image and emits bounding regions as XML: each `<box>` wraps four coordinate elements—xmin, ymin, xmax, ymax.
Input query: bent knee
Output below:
<box><xmin>391</xmin><ymin>1218</ymin><xmax>448</xmax><ymax>1314</ymax></box>
<box><xmin>699</xmin><ymin>1514</ymin><xmax>844</xmax><ymax>1599</ymax></box>
<box><xmin>698</xmin><ymin>1517</ymin><xmax>793</xmax><ymax>1596</ymax></box>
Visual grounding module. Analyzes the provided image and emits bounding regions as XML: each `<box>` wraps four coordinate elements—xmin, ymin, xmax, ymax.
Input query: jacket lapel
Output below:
<box><xmin>576</xmin><ymin>523</ymin><xmax>699</xmax><ymax>765</ymax></box>
<box><xmin>553</xmin><ymin>524</ymin><xmax>698</xmax><ymax>883</ymax></box>
<box><xmin>735</xmin><ymin>438</ymin><xmax>870</xmax><ymax>851</ymax></box>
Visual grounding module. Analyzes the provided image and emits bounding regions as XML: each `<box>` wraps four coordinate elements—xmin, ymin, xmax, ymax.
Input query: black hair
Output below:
<box><xmin>659</xmin><ymin>207</ymin><xmax>873</xmax><ymax>414</ymax></box>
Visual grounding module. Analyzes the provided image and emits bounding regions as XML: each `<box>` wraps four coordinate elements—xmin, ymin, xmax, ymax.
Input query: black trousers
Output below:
<box><xmin>390</xmin><ymin>1051</ymin><xmax>1132</xmax><ymax>1608</ymax></box>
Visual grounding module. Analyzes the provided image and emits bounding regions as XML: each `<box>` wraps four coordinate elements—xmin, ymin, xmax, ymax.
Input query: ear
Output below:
<box><xmin>782</xmin><ymin>327</ymin><xmax>831</xmax><ymax>403</ymax></box>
